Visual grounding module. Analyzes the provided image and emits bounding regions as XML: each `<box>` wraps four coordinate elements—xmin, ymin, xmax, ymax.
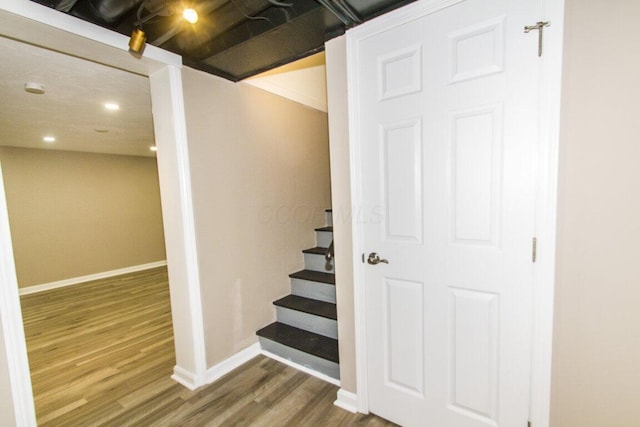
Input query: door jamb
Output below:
<box><xmin>0</xmin><ymin>161</ymin><xmax>36</xmax><ymax>426</ymax></box>
<box><xmin>345</xmin><ymin>0</ymin><xmax>565</xmax><ymax>425</ymax></box>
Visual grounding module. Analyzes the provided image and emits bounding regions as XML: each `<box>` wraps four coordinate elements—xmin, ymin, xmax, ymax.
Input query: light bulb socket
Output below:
<box><xmin>129</xmin><ymin>28</ymin><xmax>147</xmax><ymax>54</ymax></box>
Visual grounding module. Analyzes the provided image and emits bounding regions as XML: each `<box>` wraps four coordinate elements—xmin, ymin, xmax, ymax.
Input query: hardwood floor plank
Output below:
<box><xmin>22</xmin><ymin>267</ymin><xmax>396</xmax><ymax>426</ymax></box>
<box><xmin>37</xmin><ymin>398</ymin><xmax>88</xmax><ymax>425</ymax></box>
<box><xmin>102</xmin><ymin>388</ymin><xmax>186</xmax><ymax>426</ymax></box>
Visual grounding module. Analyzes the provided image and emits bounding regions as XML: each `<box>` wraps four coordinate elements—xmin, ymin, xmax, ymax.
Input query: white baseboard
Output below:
<box><xmin>171</xmin><ymin>365</ymin><xmax>198</xmax><ymax>391</ymax></box>
<box><xmin>172</xmin><ymin>343</ymin><xmax>261</xmax><ymax>391</ymax></box>
<box><xmin>206</xmin><ymin>343</ymin><xmax>261</xmax><ymax>384</ymax></box>
<box><xmin>173</xmin><ymin>344</ymin><xmax>342</xmax><ymax>392</ymax></box>
<box><xmin>18</xmin><ymin>260</ymin><xmax>168</xmax><ymax>295</ymax></box>
<box><xmin>261</xmin><ymin>349</ymin><xmax>341</xmax><ymax>387</ymax></box>
<box><xmin>334</xmin><ymin>388</ymin><xmax>358</xmax><ymax>413</ymax></box>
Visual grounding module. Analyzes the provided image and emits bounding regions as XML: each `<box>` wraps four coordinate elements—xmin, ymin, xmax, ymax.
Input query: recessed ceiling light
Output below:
<box><xmin>24</xmin><ymin>82</ymin><xmax>45</xmax><ymax>94</ymax></box>
<box><xmin>149</xmin><ymin>146</ymin><xmax>158</xmax><ymax>152</ymax></box>
<box><xmin>104</xmin><ymin>102</ymin><xmax>120</xmax><ymax>111</ymax></box>
<box><xmin>43</xmin><ymin>136</ymin><xmax>56</xmax><ymax>143</ymax></box>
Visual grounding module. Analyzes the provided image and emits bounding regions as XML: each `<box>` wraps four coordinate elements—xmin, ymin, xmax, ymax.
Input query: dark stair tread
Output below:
<box><xmin>289</xmin><ymin>269</ymin><xmax>335</xmax><ymax>285</ymax></box>
<box><xmin>257</xmin><ymin>322</ymin><xmax>339</xmax><ymax>363</ymax></box>
<box><xmin>302</xmin><ymin>246</ymin><xmax>329</xmax><ymax>255</ymax></box>
<box><xmin>315</xmin><ymin>226</ymin><xmax>333</xmax><ymax>232</ymax></box>
<box><xmin>274</xmin><ymin>295</ymin><xmax>337</xmax><ymax>320</ymax></box>
<box><xmin>325</xmin><ymin>209</ymin><xmax>332</xmax><ymax>212</ymax></box>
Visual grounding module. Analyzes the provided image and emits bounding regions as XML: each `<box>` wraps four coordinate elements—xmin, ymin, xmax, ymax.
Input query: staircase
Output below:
<box><xmin>256</xmin><ymin>209</ymin><xmax>339</xmax><ymax>380</ymax></box>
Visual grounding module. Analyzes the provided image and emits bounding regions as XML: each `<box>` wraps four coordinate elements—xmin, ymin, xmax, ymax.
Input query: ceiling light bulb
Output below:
<box><xmin>183</xmin><ymin>8</ymin><xmax>198</xmax><ymax>24</ymax></box>
<box><xmin>150</xmin><ymin>146</ymin><xmax>158</xmax><ymax>152</ymax></box>
<box><xmin>43</xmin><ymin>136</ymin><xmax>56</xmax><ymax>143</ymax></box>
<box><xmin>104</xmin><ymin>102</ymin><xmax>120</xmax><ymax>111</ymax></box>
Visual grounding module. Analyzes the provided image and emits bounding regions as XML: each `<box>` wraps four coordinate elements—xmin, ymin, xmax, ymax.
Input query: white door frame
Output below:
<box><xmin>346</xmin><ymin>0</ymin><xmax>565</xmax><ymax>425</ymax></box>
<box><xmin>0</xmin><ymin>1</ymin><xmax>207</xmax><ymax>423</ymax></box>
<box><xmin>0</xmin><ymin>161</ymin><xmax>35</xmax><ymax>425</ymax></box>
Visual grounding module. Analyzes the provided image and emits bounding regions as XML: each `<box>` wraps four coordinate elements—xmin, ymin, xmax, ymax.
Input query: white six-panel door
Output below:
<box><xmin>352</xmin><ymin>0</ymin><xmax>540</xmax><ymax>425</ymax></box>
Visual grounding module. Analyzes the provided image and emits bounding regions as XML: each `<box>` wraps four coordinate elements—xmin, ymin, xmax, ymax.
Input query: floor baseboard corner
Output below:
<box><xmin>205</xmin><ymin>343</ymin><xmax>261</xmax><ymax>385</ymax></box>
<box><xmin>171</xmin><ymin>365</ymin><xmax>198</xmax><ymax>390</ymax></box>
<box><xmin>334</xmin><ymin>388</ymin><xmax>358</xmax><ymax>413</ymax></box>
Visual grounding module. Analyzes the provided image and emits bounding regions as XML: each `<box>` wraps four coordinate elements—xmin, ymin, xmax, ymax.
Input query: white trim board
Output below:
<box><xmin>529</xmin><ymin>0</ymin><xmax>565</xmax><ymax>425</ymax></box>
<box><xmin>345</xmin><ymin>0</ymin><xmax>564</xmax><ymax>425</ymax></box>
<box><xmin>0</xmin><ymin>163</ymin><xmax>37</xmax><ymax>426</ymax></box>
<box><xmin>171</xmin><ymin>366</ymin><xmax>200</xmax><ymax>391</ymax></box>
<box><xmin>172</xmin><ymin>344</ymin><xmax>260</xmax><ymax>390</ymax></box>
<box><xmin>174</xmin><ymin>343</ymin><xmax>341</xmax><ymax>392</ymax></box>
<box><xmin>334</xmin><ymin>389</ymin><xmax>358</xmax><ymax>414</ymax></box>
<box><xmin>261</xmin><ymin>350</ymin><xmax>341</xmax><ymax>387</ymax></box>
<box><xmin>19</xmin><ymin>260</ymin><xmax>168</xmax><ymax>296</ymax></box>
<box><xmin>207</xmin><ymin>343</ymin><xmax>262</xmax><ymax>384</ymax></box>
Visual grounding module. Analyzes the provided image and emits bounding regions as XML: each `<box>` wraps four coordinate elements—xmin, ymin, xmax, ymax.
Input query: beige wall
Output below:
<box><xmin>181</xmin><ymin>67</ymin><xmax>332</xmax><ymax>367</ymax></box>
<box><xmin>0</xmin><ymin>147</ymin><xmax>166</xmax><ymax>288</ymax></box>
<box><xmin>325</xmin><ymin>35</ymin><xmax>357</xmax><ymax>393</ymax></box>
<box><xmin>550</xmin><ymin>1</ymin><xmax>640</xmax><ymax>425</ymax></box>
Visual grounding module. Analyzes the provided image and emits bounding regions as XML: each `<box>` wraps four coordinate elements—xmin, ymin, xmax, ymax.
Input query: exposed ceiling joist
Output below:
<box><xmin>28</xmin><ymin>0</ymin><xmax>417</xmax><ymax>81</ymax></box>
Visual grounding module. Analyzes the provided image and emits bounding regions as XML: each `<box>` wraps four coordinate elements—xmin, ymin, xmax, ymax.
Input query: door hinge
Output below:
<box><xmin>532</xmin><ymin>237</ymin><xmax>537</xmax><ymax>263</ymax></box>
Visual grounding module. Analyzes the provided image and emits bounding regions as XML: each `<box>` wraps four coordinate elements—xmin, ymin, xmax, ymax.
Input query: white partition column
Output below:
<box><xmin>149</xmin><ymin>66</ymin><xmax>207</xmax><ymax>389</ymax></box>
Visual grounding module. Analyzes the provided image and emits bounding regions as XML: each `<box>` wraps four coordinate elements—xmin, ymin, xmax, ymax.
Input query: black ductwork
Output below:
<box><xmin>315</xmin><ymin>0</ymin><xmax>361</xmax><ymax>26</ymax></box>
<box><xmin>70</xmin><ymin>0</ymin><xmax>143</xmax><ymax>25</ymax></box>
<box><xmin>52</xmin><ymin>0</ymin><xmax>79</xmax><ymax>12</ymax></box>
<box><xmin>29</xmin><ymin>0</ymin><xmax>417</xmax><ymax>81</ymax></box>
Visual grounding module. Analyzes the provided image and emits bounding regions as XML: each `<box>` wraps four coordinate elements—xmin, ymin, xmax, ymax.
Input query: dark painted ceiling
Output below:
<box><xmin>29</xmin><ymin>0</ymin><xmax>416</xmax><ymax>81</ymax></box>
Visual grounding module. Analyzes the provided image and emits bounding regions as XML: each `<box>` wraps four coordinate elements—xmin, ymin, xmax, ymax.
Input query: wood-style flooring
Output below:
<box><xmin>20</xmin><ymin>267</ymin><xmax>396</xmax><ymax>426</ymax></box>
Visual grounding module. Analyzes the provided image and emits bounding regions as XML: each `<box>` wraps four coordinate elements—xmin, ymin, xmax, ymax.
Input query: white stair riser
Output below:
<box><xmin>291</xmin><ymin>278</ymin><xmax>336</xmax><ymax>303</ymax></box>
<box><xmin>258</xmin><ymin>337</ymin><xmax>340</xmax><ymax>380</ymax></box>
<box><xmin>316</xmin><ymin>231</ymin><xmax>333</xmax><ymax>248</ymax></box>
<box><xmin>303</xmin><ymin>253</ymin><xmax>335</xmax><ymax>274</ymax></box>
<box><xmin>326</xmin><ymin>211</ymin><xmax>333</xmax><ymax>227</ymax></box>
<box><xmin>276</xmin><ymin>307</ymin><xmax>338</xmax><ymax>339</ymax></box>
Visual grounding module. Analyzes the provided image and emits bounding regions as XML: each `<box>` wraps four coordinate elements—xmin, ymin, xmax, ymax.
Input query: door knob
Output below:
<box><xmin>367</xmin><ymin>252</ymin><xmax>389</xmax><ymax>265</ymax></box>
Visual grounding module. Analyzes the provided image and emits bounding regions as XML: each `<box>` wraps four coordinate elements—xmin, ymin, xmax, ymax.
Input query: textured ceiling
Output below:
<box><xmin>0</xmin><ymin>36</ymin><xmax>156</xmax><ymax>158</ymax></box>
